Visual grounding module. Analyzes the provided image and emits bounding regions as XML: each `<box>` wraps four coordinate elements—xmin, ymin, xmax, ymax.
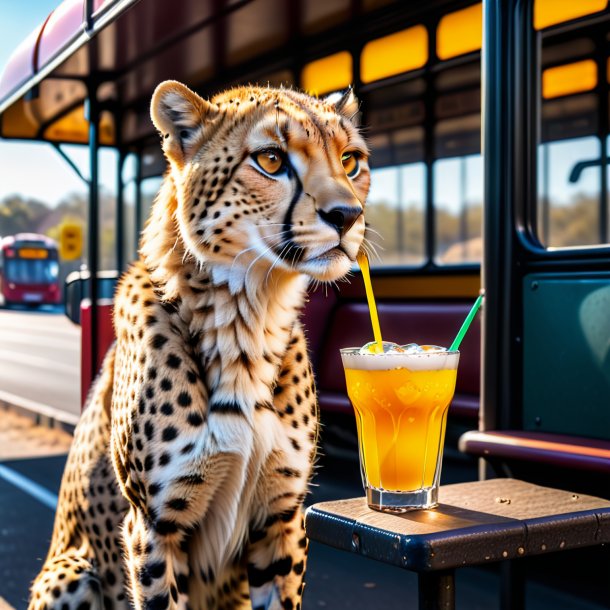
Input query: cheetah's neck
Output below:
<box><xmin>139</xmin><ymin>178</ymin><xmax>309</xmax><ymax>425</ymax></box>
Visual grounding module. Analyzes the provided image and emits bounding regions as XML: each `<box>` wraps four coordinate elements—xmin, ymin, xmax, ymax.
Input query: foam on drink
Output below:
<box><xmin>345</xmin><ymin>343</ymin><xmax>459</xmax><ymax>371</ymax></box>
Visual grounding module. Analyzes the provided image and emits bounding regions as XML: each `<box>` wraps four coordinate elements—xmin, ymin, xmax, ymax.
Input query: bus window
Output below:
<box><xmin>122</xmin><ymin>154</ymin><xmax>138</xmax><ymax>265</ymax></box>
<box><xmin>361</xmin><ymin>25</ymin><xmax>428</xmax><ymax>84</ymax></box>
<box><xmin>535</xmin><ymin>15</ymin><xmax>610</xmax><ymax>249</ymax></box>
<box><xmin>537</xmin><ymin>137</ymin><xmax>600</xmax><ymax>247</ymax></box>
<box><xmin>436</xmin><ymin>3</ymin><xmax>482</xmax><ymax>61</ymax></box>
<box><xmin>141</xmin><ymin>177</ymin><xmax>163</xmax><ymax>229</ymax></box>
<box><xmin>366</xmin><ymin>163</ymin><xmax>426</xmax><ymax>266</ymax></box>
<box><xmin>534</xmin><ymin>0</ymin><xmax>608</xmax><ymax>30</ymax></box>
<box><xmin>301</xmin><ymin>52</ymin><xmax>353</xmax><ymax>96</ymax></box>
<box><xmin>434</xmin><ymin>155</ymin><xmax>483</xmax><ymax>263</ymax></box>
<box><xmin>5</xmin><ymin>258</ymin><xmax>59</xmax><ymax>284</ymax></box>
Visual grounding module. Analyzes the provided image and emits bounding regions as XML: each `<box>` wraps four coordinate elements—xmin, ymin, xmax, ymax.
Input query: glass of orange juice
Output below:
<box><xmin>340</xmin><ymin>345</ymin><xmax>459</xmax><ymax>512</ymax></box>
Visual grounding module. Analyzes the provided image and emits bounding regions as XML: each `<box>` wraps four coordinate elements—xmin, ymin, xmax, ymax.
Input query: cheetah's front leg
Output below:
<box><xmin>247</xmin><ymin>507</ymin><xmax>308</xmax><ymax>610</ymax></box>
<box><xmin>122</xmin><ymin>505</ymin><xmax>190</xmax><ymax>610</ymax></box>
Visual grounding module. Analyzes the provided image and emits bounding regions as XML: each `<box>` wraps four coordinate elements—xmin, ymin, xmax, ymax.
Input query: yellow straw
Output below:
<box><xmin>357</xmin><ymin>252</ymin><xmax>383</xmax><ymax>353</ymax></box>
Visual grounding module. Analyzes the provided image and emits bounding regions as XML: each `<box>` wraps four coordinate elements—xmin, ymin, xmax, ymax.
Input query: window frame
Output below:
<box><xmin>517</xmin><ymin>2</ymin><xmax>610</xmax><ymax>259</ymax></box>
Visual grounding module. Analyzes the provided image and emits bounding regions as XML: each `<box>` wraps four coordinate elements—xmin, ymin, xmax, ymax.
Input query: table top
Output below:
<box><xmin>304</xmin><ymin>478</ymin><xmax>610</xmax><ymax>572</ymax></box>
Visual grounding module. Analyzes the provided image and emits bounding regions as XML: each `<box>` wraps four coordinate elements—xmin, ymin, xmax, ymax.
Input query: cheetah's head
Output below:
<box><xmin>150</xmin><ymin>81</ymin><xmax>370</xmax><ymax>283</ymax></box>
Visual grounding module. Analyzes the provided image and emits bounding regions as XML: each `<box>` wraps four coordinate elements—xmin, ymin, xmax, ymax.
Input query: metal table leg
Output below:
<box><xmin>501</xmin><ymin>560</ymin><xmax>525</xmax><ymax>610</ymax></box>
<box><xmin>418</xmin><ymin>569</ymin><xmax>456</xmax><ymax>610</ymax></box>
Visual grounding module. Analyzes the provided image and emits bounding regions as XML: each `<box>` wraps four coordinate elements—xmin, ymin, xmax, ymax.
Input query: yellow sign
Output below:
<box><xmin>59</xmin><ymin>222</ymin><xmax>83</xmax><ymax>261</ymax></box>
<box><xmin>19</xmin><ymin>248</ymin><xmax>49</xmax><ymax>259</ymax></box>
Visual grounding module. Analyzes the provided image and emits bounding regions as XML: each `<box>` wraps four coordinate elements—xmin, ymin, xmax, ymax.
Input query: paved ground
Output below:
<box><xmin>0</xmin><ymin>418</ymin><xmax>608</xmax><ymax>610</ymax></box>
<box><xmin>0</xmin><ymin>306</ymin><xmax>81</xmax><ymax>416</ymax></box>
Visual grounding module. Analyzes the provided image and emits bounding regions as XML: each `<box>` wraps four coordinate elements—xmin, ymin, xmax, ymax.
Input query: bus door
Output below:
<box><xmin>468</xmin><ymin>0</ymin><xmax>610</xmax><ymax>494</ymax></box>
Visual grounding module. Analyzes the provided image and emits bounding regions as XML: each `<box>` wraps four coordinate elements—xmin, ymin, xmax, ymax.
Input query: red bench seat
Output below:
<box><xmin>303</xmin><ymin>291</ymin><xmax>481</xmax><ymax>421</ymax></box>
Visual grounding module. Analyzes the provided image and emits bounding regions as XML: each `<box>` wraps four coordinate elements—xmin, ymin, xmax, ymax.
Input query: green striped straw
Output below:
<box><xmin>449</xmin><ymin>293</ymin><xmax>484</xmax><ymax>352</ymax></box>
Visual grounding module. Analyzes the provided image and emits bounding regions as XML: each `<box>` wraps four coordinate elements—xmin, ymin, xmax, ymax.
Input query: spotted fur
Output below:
<box><xmin>29</xmin><ymin>82</ymin><xmax>370</xmax><ymax>610</ymax></box>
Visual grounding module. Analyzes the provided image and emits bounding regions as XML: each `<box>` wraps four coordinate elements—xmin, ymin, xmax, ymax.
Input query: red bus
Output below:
<box><xmin>0</xmin><ymin>233</ymin><xmax>61</xmax><ymax>305</ymax></box>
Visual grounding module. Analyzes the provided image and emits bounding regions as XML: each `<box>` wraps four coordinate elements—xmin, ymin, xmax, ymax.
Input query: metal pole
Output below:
<box><xmin>460</xmin><ymin>157</ymin><xmax>468</xmax><ymax>260</ymax></box>
<box><xmin>134</xmin><ymin>152</ymin><xmax>142</xmax><ymax>257</ymax></box>
<box><xmin>397</xmin><ymin>166</ymin><xmax>404</xmax><ymax>260</ymax></box>
<box><xmin>87</xmin><ymin>89</ymin><xmax>99</xmax><ymax>378</ymax></box>
<box><xmin>596</xmin><ymin>34</ymin><xmax>609</xmax><ymax>245</ymax></box>
<box><xmin>424</xmin><ymin>22</ymin><xmax>437</xmax><ymax>265</ymax></box>
<box><xmin>418</xmin><ymin>570</ymin><xmax>456</xmax><ymax>610</ymax></box>
<box><xmin>116</xmin><ymin>149</ymin><xmax>125</xmax><ymax>273</ymax></box>
<box><xmin>542</xmin><ymin>143</ymin><xmax>549</xmax><ymax>246</ymax></box>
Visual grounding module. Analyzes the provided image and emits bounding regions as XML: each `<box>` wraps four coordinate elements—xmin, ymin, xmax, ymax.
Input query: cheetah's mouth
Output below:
<box><xmin>296</xmin><ymin>245</ymin><xmax>355</xmax><ymax>282</ymax></box>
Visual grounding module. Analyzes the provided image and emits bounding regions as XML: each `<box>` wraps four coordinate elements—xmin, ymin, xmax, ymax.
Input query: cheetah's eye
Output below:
<box><xmin>253</xmin><ymin>149</ymin><xmax>286</xmax><ymax>175</ymax></box>
<box><xmin>341</xmin><ymin>152</ymin><xmax>360</xmax><ymax>178</ymax></box>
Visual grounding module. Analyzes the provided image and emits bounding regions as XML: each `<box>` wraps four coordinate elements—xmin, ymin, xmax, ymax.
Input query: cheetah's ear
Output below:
<box><xmin>325</xmin><ymin>86</ymin><xmax>360</xmax><ymax>127</ymax></box>
<box><xmin>151</xmin><ymin>80</ymin><xmax>220</xmax><ymax>166</ymax></box>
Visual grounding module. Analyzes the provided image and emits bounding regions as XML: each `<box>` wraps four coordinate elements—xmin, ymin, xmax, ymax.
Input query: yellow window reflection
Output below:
<box><xmin>361</xmin><ymin>25</ymin><xmax>428</xmax><ymax>84</ymax></box>
<box><xmin>542</xmin><ymin>60</ymin><xmax>597</xmax><ymax>99</ymax></box>
<box><xmin>437</xmin><ymin>4</ymin><xmax>482</xmax><ymax>61</ymax></box>
<box><xmin>301</xmin><ymin>52</ymin><xmax>353</xmax><ymax>96</ymax></box>
<box><xmin>43</xmin><ymin>106</ymin><xmax>115</xmax><ymax>145</ymax></box>
<box><xmin>534</xmin><ymin>0</ymin><xmax>607</xmax><ymax>30</ymax></box>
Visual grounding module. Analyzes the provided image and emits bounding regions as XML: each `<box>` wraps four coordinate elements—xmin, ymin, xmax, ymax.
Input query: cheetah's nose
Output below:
<box><xmin>318</xmin><ymin>205</ymin><xmax>363</xmax><ymax>237</ymax></box>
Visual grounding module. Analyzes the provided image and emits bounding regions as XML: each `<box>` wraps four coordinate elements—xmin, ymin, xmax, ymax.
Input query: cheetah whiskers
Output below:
<box><xmin>264</xmin><ymin>241</ymin><xmax>293</xmax><ymax>288</ymax></box>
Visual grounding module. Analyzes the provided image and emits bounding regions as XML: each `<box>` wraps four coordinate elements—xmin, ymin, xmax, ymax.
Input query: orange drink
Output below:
<box><xmin>341</xmin><ymin>348</ymin><xmax>459</xmax><ymax>512</ymax></box>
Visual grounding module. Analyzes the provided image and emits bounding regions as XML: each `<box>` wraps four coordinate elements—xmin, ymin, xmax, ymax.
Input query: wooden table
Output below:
<box><xmin>304</xmin><ymin>478</ymin><xmax>610</xmax><ymax>609</ymax></box>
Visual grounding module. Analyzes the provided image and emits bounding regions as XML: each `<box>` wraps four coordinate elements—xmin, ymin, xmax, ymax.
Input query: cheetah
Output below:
<box><xmin>29</xmin><ymin>81</ymin><xmax>370</xmax><ymax>610</ymax></box>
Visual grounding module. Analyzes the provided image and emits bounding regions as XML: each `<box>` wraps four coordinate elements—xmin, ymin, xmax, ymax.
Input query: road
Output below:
<box><xmin>0</xmin><ymin>306</ymin><xmax>81</xmax><ymax>416</ymax></box>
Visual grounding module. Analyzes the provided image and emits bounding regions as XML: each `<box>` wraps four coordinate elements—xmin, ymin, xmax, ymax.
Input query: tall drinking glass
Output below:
<box><xmin>340</xmin><ymin>348</ymin><xmax>460</xmax><ymax>512</ymax></box>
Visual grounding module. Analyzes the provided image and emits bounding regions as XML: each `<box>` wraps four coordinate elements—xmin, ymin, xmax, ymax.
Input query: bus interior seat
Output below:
<box><xmin>303</xmin><ymin>286</ymin><xmax>481</xmax><ymax>422</ymax></box>
<box><xmin>80</xmin><ymin>285</ymin><xmax>482</xmax><ymax>424</ymax></box>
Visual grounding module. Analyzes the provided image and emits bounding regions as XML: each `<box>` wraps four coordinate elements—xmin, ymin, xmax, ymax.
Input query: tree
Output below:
<box><xmin>0</xmin><ymin>195</ymin><xmax>51</xmax><ymax>237</ymax></box>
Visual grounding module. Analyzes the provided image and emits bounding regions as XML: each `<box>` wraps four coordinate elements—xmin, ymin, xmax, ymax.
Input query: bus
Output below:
<box><xmin>0</xmin><ymin>233</ymin><xmax>61</xmax><ymax>305</ymax></box>
<box><xmin>0</xmin><ymin>0</ymin><xmax>609</xmax><ymax>607</ymax></box>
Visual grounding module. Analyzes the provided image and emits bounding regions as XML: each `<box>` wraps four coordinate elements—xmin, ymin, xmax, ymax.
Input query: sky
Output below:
<box><xmin>0</xmin><ymin>1</ymin><xmax>602</xmax><ymax>213</ymax></box>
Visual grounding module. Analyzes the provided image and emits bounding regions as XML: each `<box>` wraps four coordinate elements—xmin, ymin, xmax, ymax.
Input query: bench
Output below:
<box><xmin>304</xmin><ymin>478</ymin><xmax>610</xmax><ymax>610</ymax></box>
<box><xmin>302</xmin><ymin>286</ymin><xmax>481</xmax><ymax>422</ymax></box>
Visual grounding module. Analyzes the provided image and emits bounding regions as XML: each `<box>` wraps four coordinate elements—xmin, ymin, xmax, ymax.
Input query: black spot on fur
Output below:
<box><xmin>162</xmin><ymin>427</ymin><xmax>177</xmax><ymax>442</ymax></box>
<box><xmin>144</xmin><ymin>421</ymin><xmax>154</xmax><ymax>441</ymax></box>
<box><xmin>177</xmin><ymin>392</ymin><xmax>192</xmax><ymax>407</ymax></box>
<box><xmin>166</xmin><ymin>354</ymin><xmax>181</xmax><ymax>368</ymax></box>
<box><xmin>209</xmin><ymin>400</ymin><xmax>243</xmax><ymax>415</ymax></box>
<box><xmin>247</xmin><ymin>556</ymin><xmax>292</xmax><ymax>588</ymax></box>
<box><xmin>160</xmin><ymin>402</ymin><xmax>173</xmax><ymax>415</ymax></box>
<box><xmin>187</xmin><ymin>412</ymin><xmax>203</xmax><ymax>427</ymax></box>
<box><xmin>154</xmin><ymin>520</ymin><xmax>178</xmax><ymax>536</ymax></box>
<box><xmin>176</xmin><ymin>573</ymin><xmax>189</xmax><ymax>594</ymax></box>
<box><xmin>145</xmin><ymin>594</ymin><xmax>170</xmax><ymax>610</ymax></box>
<box><xmin>167</xmin><ymin>498</ymin><xmax>188</xmax><ymax>511</ymax></box>
<box><xmin>147</xmin><ymin>561</ymin><xmax>166</xmax><ymax>580</ymax></box>
<box><xmin>151</xmin><ymin>334</ymin><xmax>168</xmax><ymax>349</ymax></box>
